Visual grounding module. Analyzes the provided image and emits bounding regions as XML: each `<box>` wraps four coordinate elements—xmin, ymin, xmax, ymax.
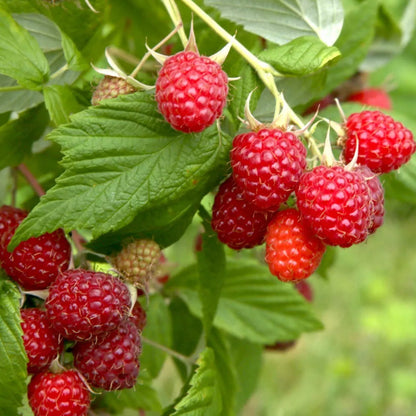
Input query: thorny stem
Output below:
<box><xmin>160</xmin><ymin>0</ymin><xmax>188</xmax><ymax>47</ymax></box>
<box><xmin>141</xmin><ymin>336</ymin><xmax>195</xmax><ymax>367</ymax></box>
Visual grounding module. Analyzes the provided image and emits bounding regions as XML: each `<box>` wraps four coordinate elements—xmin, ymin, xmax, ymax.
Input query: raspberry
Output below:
<box><xmin>295</xmin><ymin>165</ymin><xmax>372</xmax><ymax>247</ymax></box>
<box><xmin>45</xmin><ymin>269</ymin><xmax>131</xmax><ymax>341</ymax></box>
<box><xmin>73</xmin><ymin>319</ymin><xmax>141</xmax><ymax>391</ymax></box>
<box><xmin>112</xmin><ymin>239</ymin><xmax>161</xmax><ymax>287</ymax></box>
<box><xmin>130</xmin><ymin>302</ymin><xmax>147</xmax><ymax>332</ymax></box>
<box><xmin>0</xmin><ymin>205</ymin><xmax>71</xmax><ymax>290</ymax></box>
<box><xmin>346</xmin><ymin>88</ymin><xmax>392</xmax><ymax>110</ymax></box>
<box><xmin>357</xmin><ymin>166</ymin><xmax>384</xmax><ymax>234</ymax></box>
<box><xmin>265</xmin><ymin>209</ymin><xmax>326</xmax><ymax>282</ymax></box>
<box><xmin>211</xmin><ymin>177</ymin><xmax>273</xmax><ymax>249</ymax></box>
<box><xmin>21</xmin><ymin>308</ymin><xmax>63</xmax><ymax>374</ymax></box>
<box><xmin>91</xmin><ymin>76</ymin><xmax>136</xmax><ymax>105</ymax></box>
<box><xmin>155</xmin><ymin>51</ymin><xmax>228</xmax><ymax>133</ymax></box>
<box><xmin>28</xmin><ymin>370</ymin><xmax>90</xmax><ymax>416</ymax></box>
<box><xmin>343</xmin><ymin>110</ymin><xmax>415</xmax><ymax>173</ymax></box>
<box><xmin>231</xmin><ymin>128</ymin><xmax>307</xmax><ymax>210</ymax></box>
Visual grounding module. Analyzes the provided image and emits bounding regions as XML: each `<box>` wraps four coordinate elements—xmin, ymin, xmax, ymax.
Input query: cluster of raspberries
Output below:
<box><xmin>0</xmin><ymin>206</ymin><xmax>148</xmax><ymax>416</ymax></box>
<box><xmin>211</xmin><ymin>110</ymin><xmax>415</xmax><ymax>282</ymax></box>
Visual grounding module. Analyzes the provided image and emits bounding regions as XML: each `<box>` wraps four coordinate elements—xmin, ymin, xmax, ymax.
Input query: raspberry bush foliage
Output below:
<box><xmin>0</xmin><ymin>0</ymin><xmax>415</xmax><ymax>415</ymax></box>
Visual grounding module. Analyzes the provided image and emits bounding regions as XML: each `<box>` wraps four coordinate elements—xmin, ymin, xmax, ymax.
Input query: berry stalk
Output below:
<box><xmin>160</xmin><ymin>0</ymin><xmax>188</xmax><ymax>47</ymax></box>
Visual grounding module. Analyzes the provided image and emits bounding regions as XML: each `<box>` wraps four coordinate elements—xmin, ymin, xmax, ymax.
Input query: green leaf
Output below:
<box><xmin>169</xmin><ymin>297</ymin><xmax>203</xmax><ymax>381</ymax></box>
<box><xmin>141</xmin><ymin>293</ymin><xmax>172</xmax><ymax>378</ymax></box>
<box><xmin>259</xmin><ymin>36</ymin><xmax>340</xmax><ymax>76</ymax></box>
<box><xmin>0</xmin><ymin>104</ymin><xmax>49</xmax><ymax>170</ymax></box>
<box><xmin>0</xmin><ymin>10</ymin><xmax>49</xmax><ymax>88</ymax></box>
<box><xmin>60</xmin><ymin>30</ymin><xmax>88</xmax><ymax>72</ymax></box>
<box><xmin>361</xmin><ymin>4</ymin><xmax>403</xmax><ymax>71</ymax></box>
<box><xmin>0</xmin><ymin>75</ymin><xmax>43</xmax><ymax>113</ymax></box>
<box><xmin>9</xmin><ymin>92</ymin><xmax>231</xmax><ymax>250</ymax></box>
<box><xmin>0</xmin><ymin>275</ymin><xmax>28</xmax><ymax>415</ymax></box>
<box><xmin>95</xmin><ymin>370</ymin><xmax>162</xmax><ymax>414</ymax></box>
<box><xmin>400</xmin><ymin>0</ymin><xmax>416</xmax><ymax>47</ymax></box>
<box><xmin>197</xmin><ymin>208</ymin><xmax>226</xmax><ymax>338</ymax></box>
<box><xmin>325</xmin><ymin>0</ymin><xmax>378</xmax><ymax>93</ymax></box>
<box><xmin>227</xmin><ymin>335</ymin><xmax>262</xmax><ymax>414</ymax></box>
<box><xmin>167</xmin><ymin>259</ymin><xmax>323</xmax><ymax>344</ymax></box>
<box><xmin>205</xmin><ymin>0</ymin><xmax>344</xmax><ymax>46</ymax></box>
<box><xmin>208</xmin><ymin>329</ymin><xmax>237</xmax><ymax>416</ymax></box>
<box><xmin>43</xmin><ymin>85</ymin><xmax>84</xmax><ymax>126</ymax></box>
<box><xmin>172</xmin><ymin>348</ymin><xmax>222</xmax><ymax>416</ymax></box>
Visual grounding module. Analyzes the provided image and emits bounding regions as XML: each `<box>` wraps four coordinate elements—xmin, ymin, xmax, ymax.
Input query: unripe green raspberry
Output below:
<box><xmin>92</xmin><ymin>76</ymin><xmax>136</xmax><ymax>106</ymax></box>
<box><xmin>112</xmin><ymin>239</ymin><xmax>161</xmax><ymax>287</ymax></box>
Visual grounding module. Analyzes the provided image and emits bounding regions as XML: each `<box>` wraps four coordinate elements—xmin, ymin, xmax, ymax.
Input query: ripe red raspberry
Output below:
<box><xmin>211</xmin><ymin>177</ymin><xmax>274</xmax><ymax>249</ymax></box>
<box><xmin>28</xmin><ymin>369</ymin><xmax>90</xmax><ymax>416</ymax></box>
<box><xmin>130</xmin><ymin>302</ymin><xmax>147</xmax><ymax>332</ymax></box>
<box><xmin>112</xmin><ymin>239</ymin><xmax>161</xmax><ymax>287</ymax></box>
<box><xmin>0</xmin><ymin>205</ymin><xmax>71</xmax><ymax>290</ymax></box>
<box><xmin>231</xmin><ymin>128</ymin><xmax>307</xmax><ymax>210</ymax></box>
<box><xmin>265</xmin><ymin>209</ymin><xmax>325</xmax><ymax>282</ymax></box>
<box><xmin>21</xmin><ymin>308</ymin><xmax>63</xmax><ymax>374</ymax></box>
<box><xmin>295</xmin><ymin>165</ymin><xmax>372</xmax><ymax>247</ymax></box>
<box><xmin>92</xmin><ymin>76</ymin><xmax>136</xmax><ymax>105</ymax></box>
<box><xmin>45</xmin><ymin>269</ymin><xmax>131</xmax><ymax>341</ymax></box>
<box><xmin>357</xmin><ymin>166</ymin><xmax>384</xmax><ymax>234</ymax></box>
<box><xmin>346</xmin><ymin>88</ymin><xmax>392</xmax><ymax>110</ymax></box>
<box><xmin>343</xmin><ymin>110</ymin><xmax>415</xmax><ymax>173</ymax></box>
<box><xmin>155</xmin><ymin>51</ymin><xmax>228</xmax><ymax>133</ymax></box>
<box><xmin>73</xmin><ymin>319</ymin><xmax>141</xmax><ymax>391</ymax></box>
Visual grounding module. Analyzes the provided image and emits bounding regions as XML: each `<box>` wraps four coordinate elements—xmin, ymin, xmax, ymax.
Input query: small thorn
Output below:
<box><xmin>294</xmin><ymin>107</ymin><xmax>320</xmax><ymax>136</ymax></box>
<box><xmin>345</xmin><ymin>134</ymin><xmax>360</xmax><ymax>171</ymax></box>
<box><xmin>322</xmin><ymin>124</ymin><xmax>337</xmax><ymax>167</ymax></box>
<box><xmin>145</xmin><ymin>43</ymin><xmax>169</xmax><ymax>64</ymax></box>
<box><xmin>244</xmin><ymin>90</ymin><xmax>263</xmax><ymax>131</ymax></box>
<box><xmin>209</xmin><ymin>35</ymin><xmax>235</xmax><ymax>65</ymax></box>
<box><xmin>227</xmin><ymin>76</ymin><xmax>241</xmax><ymax>82</ymax></box>
<box><xmin>335</xmin><ymin>98</ymin><xmax>346</xmax><ymax>123</ymax></box>
<box><xmin>184</xmin><ymin>19</ymin><xmax>199</xmax><ymax>54</ymax></box>
<box><xmin>84</xmin><ymin>0</ymin><xmax>99</xmax><ymax>13</ymax></box>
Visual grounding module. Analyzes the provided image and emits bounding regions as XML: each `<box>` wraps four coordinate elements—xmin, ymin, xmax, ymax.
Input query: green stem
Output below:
<box><xmin>141</xmin><ymin>336</ymin><xmax>194</xmax><ymax>366</ymax></box>
<box><xmin>0</xmin><ymin>85</ymin><xmax>25</xmax><ymax>92</ymax></box>
<box><xmin>160</xmin><ymin>0</ymin><xmax>188</xmax><ymax>47</ymax></box>
<box><xmin>50</xmin><ymin>64</ymin><xmax>69</xmax><ymax>80</ymax></box>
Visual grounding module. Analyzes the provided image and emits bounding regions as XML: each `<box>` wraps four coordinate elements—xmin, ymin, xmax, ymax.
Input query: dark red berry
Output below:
<box><xmin>21</xmin><ymin>308</ymin><xmax>63</xmax><ymax>374</ymax></box>
<box><xmin>231</xmin><ymin>128</ymin><xmax>307</xmax><ymax>210</ymax></box>
<box><xmin>211</xmin><ymin>177</ymin><xmax>273</xmax><ymax>249</ymax></box>
<box><xmin>73</xmin><ymin>319</ymin><xmax>141</xmax><ymax>391</ymax></box>
<box><xmin>155</xmin><ymin>51</ymin><xmax>228</xmax><ymax>133</ymax></box>
<box><xmin>265</xmin><ymin>209</ymin><xmax>325</xmax><ymax>282</ymax></box>
<box><xmin>346</xmin><ymin>88</ymin><xmax>392</xmax><ymax>110</ymax></box>
<box><xmin>343</xmin><ymin>110</ymin><xmax>415</xmax><ymax>173</ymax></box>
<box><xmin>130</xmin><ymin>302</ymin><xmax>147</xmax><ymax>332</ymax></box>
<box><xmin>357</xmin><ymin>165</ymin><xmax>384</xmax><ymax>234</ymax></box>
<box><xmin>0</xmin><ymin>205</ymin><xmax>71</xmax><ymax>290</ymax></box>
<box><xmin>28</xmin><ymin>370</ymin><xmax>90</xmax><ymax>416</ymax></box>
<box><xmin>45</xmin><ymin>269</ymin><xmax>131</xmax><ymax>341</ymax></box>
<box><xmin>295</xmin><ymin>165</ymin><xmax>372</xmax><ymax>247</ymax></box>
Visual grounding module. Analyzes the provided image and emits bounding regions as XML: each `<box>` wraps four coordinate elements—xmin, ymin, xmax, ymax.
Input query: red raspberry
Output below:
<box><xmin>343</xmin><ymin>110</ymin><xmax>415</xmax><ymax>173</ymax></box>
<box><xmin>155</xmin><ymin>51</ymin><xmax>228</xmax><ymax>133</ymax></box>
<box><xmin>91</xmin><ymin>76</ymin><xmax>136</xmax><ymax>105</ymax></box>
<box><xmin>295</xmin><ymin>165</ymin><xmax>372</xmax><ymax>247</ymax></box>
<box><xmin>130</xmin><ymin>302</ymin><xmax>147</xmax><ymax>332</ymax></box>
<box><xmin>265</xmin><ymin>209</ymin><xmax>325</xmax><ymax>282</ymax></box>
<box><xmin>73</xmin><ymin>319</ymin><xmax>141</xmax><ymax>391</ymax></box>
<box><xmin>21</xmin><ymin>308</ymin><xmax>63</xmax><ymax>374</ymax></box>
<box><xmin>28</xmin><ymin>369</ymin><xmax>90</xmax><ymax>416</ymax></box>
<box><xmin>211</xmin><ymin>177</ymin><xmax>273</xmax><ymax>249</ymax></box>
<box><xmin>155</xmin><ymin>253</ymin><xmax>170</xmax><ymax>285</ymax></box>
<box><xmin>45</xmin><ymin>269</ymin><xmax>131</xmax><ymax>341</ymax></box>
<box><xmin>112</xmin><ymin>239</ymin><xmax>161</xmax><ymax>287</ymax></box>
<box><xmin>0</xmin><ymin>205</ymin><xmax>71</xmax><ymax>290</ymax></box>
<box><xmin>346</xmin><ymin>88</ymin><xmax>392</xmax><ymax>110</ymax></box>
<box><xmin>357</xmin><ymin>166</ymin><xmax>384</xmax><ymax>234</ymax></box>
<box><xmin>231</xmin><ymin>128</ymin><xmax>307</xmax><ymax>210</ymax></box>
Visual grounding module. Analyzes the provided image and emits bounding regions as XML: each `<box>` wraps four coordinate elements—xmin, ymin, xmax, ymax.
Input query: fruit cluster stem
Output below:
<box><xmin>160</xmin><ymin>0</ymin><xmax>188</xmax><ymax>47</ymax></box>
<box><xmin>141</xmin><ymin>336</ymin><xmax>194</xmax><ymax>366</ymax></box>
